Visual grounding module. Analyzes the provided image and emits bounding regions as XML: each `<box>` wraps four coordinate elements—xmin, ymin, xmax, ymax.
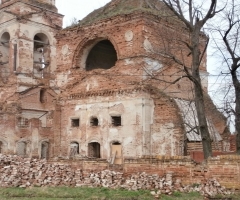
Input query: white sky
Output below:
<box><xmin>55</xmin><ymin>0</ymin><xmax>111</xmax><ymax>27</ymax></box>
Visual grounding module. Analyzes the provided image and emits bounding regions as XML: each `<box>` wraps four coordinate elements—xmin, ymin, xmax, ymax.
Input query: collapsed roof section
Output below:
<box><xmin>175</xmin><ymin>98</ymin><xmax>222</xmax><ymax>142</ymax></box>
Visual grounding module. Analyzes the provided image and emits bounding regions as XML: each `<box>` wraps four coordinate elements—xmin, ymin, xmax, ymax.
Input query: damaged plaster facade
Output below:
<box><xmin>0</xmin><ymin>0</ymin><xmax>233</xmax><ymax>162</ymax></box>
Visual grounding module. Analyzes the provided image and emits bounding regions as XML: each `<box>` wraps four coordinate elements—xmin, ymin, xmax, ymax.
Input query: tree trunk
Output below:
<box><xmin>232</xmin><ymin>70</ymin><xmax>240</xmax><ymax>154</ymax></box>
<box><xmin>191</xmin><ymin>26</ymin><xmax>212</xmax><ymax>159</ymax></box>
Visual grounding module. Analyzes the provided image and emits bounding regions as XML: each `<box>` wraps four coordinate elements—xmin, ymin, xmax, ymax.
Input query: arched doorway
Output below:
<box><xmin>88</xmin><ymin>142</ymin><xmax>100</xmax><ymax>158</ymax></box>
<box><xmin>41</xmin><ymin>141</ymin><xmax>49</xmax><ymax>159</ymax></box>
<box><xmin>17</xmin><ymin>141</ymin><xmax>27</xmax><ymax>157</ymax></box>
<box><xmin>69</xmin><ymin>142</ymin><xmax>79</xmax><ymax>158</ymax></box>
<box><xmin>111</xmin><ymin>142</ymin><xmax>122</xmax><ymax>164</ymax></box>
<box><xmin>86</xmin><ymin>40</ymin><xmax>117</xmax><ymax>71</ymax></box>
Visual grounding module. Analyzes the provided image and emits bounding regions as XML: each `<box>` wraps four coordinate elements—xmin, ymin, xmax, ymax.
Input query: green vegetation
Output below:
<box><xmin>0</xmin><ymin>187</ymin><xmax>239</xmax><ymax>200</ymax></box>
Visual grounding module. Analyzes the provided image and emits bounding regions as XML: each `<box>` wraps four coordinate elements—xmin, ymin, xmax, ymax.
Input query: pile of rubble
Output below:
<box><xmin>0</xmin><ymin>154</ymin><xmax>79</xmax><ymax>187</ymax></box>
<box><xmin>0</xmin><ymin>154</ymin><xmax>233</xmax><ymax>198</ymax></box>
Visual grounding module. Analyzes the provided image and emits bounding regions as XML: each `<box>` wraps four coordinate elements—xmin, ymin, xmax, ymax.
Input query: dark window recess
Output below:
<box><xmin>90</xmin><ymin>117</ymin><xmax>99</xmax><ymax>126</ymax></box>
<box><xmin>0</xmin><ymin>141</ymin><xmax>2</xmax><ymax>153</ymax></box>
<box><xmin>111</xmin><ymin>116</ymin><xmax>121</xmax><ymax>126</ymax></box>
<box><xmin>40</xmin><ymin>89</ymin><xmax>46</xmax><ymax>103</ymax></box>
<box><xmin>71</xmin><ymin>118</ymin><xmax>80</xmax><ymax>127</ymax></box>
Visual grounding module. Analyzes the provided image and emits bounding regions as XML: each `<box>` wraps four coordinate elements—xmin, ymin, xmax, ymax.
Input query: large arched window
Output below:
<box><xmin>33</xmin><ymin>33</ymin><xmax>50</xmax><ymax>78</ymax></box>
<box><xmin>86</xmin><ymin>40</ymin><xmax>117</xmax><ymax>71</ymax></box>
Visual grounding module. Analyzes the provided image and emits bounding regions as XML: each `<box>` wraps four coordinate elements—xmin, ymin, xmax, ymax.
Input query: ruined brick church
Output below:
<box><xmin>0</xmin><ymin>0</ymin><xmax>233</xmax><ymax>162</ymax></box>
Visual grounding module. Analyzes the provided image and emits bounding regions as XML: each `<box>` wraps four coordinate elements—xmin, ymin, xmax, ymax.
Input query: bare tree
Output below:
<box><xmin>160</xmin><ymin>0</ymin><xmax>222</xmax><ymax>159</ymax></box>
<box><xmin>212</xmin><ymin>0</ymin><xmax>240</xmax><ymax>154</ymax></box>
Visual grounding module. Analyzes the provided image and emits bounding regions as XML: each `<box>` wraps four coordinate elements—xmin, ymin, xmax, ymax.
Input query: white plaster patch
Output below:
<box><xmin>85</xmin><ymin>77</ymin><xmax>99</xmax><ymax>90</ymax></box>
<box><xmin>61</xmin><ymin>44</ymin><xmax>70</xmax><ymax>56</ymax></box>
<box><xmin>144</xmin><ymin>58</ymin><xmax>163</xmax><ymax>71</ymax></box>
<box><xmin>123</xmin><ymin>137</ymin><xmax>133</xmax><ymax>146</ymax></box>
<box><xmin>144</xmin><ymin>38</ymin><xmax>153</xmax><ymax>52</ymax></box>
<box><xmin>86</xmin><ymin>83</ymin><xmax>90</xmax><ymax>91</ymax></box>
<box><xmin>124</xmin><ymin>58</ymin><xmax>134</xmax><ymax>65</ymax></box>
<box><xmin>125</xmin><ymin>30</ymin><xmax>133</xmax><ymax>42</ymax></box>
<box><xmin>109</xmin><ymin>128</ymin><xmax>118</xmax><ymax>136</ymax></box>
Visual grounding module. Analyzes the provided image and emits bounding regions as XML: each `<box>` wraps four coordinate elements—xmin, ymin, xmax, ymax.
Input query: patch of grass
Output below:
<box><xmin>0</xmin><ymin>187</ymin><xmax>239</xmax><ymax>200</ymax></box>
<box><xmin>160</xmin><ymin>192</ymin><xmax>204</xmax><ymax>200</ymax></box>
<box><xmin>0</xmin><ymin>187</ymin><xmax>154</xmax><ymax>200</ymax></box>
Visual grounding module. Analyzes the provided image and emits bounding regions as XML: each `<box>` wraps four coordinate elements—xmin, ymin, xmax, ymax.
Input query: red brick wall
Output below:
<box><xmin>53</xmin><ymin>155</ymin><xmax>240</xmax><ymax>189</ymax></box>
<box><xmin>123</xmin><ymin>155</ymin><xmax>240</xmax><ymax>189</ymax></box>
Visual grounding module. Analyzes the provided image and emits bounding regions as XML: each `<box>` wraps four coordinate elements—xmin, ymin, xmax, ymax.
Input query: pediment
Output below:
<box><xmin>18</xmin><ymin>87</ymin><xmax>57</xmax><ymax>110</ymax></box>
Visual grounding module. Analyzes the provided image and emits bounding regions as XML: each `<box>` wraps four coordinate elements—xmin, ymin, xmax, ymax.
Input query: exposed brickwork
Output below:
<box><xmin>0</xmin><ymin>0</ymin><xmax>234</xmax><ymax>163</ymax></box>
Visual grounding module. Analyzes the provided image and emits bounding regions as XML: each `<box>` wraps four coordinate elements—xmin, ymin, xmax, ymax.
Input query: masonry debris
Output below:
<box><xmin>0</xmin><ymin>154</ymin><xmax>234</xmax><ymax>198</ymax></box>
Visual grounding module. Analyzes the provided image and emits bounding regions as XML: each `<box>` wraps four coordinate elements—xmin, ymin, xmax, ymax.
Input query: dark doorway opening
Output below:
<box><xmin>41</xmin><ymin>141</ymin><xmax>49</xmax><ymax>159</ymax></box>
<box><xmin>88</xmin><ymin>142</ymin><xmax>100</xmax><ymax>158</ymax></box>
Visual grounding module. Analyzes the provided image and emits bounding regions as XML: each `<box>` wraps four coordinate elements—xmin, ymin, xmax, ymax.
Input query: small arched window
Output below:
<box><xmin>90</xmin><ymin>117</ymin><xmax>99</xmax><ymax>126</ymax></box>
<box><xmin>40</xmin><ymin>89</ymin><xmax>46</xmax><ymax>103</ymax></box>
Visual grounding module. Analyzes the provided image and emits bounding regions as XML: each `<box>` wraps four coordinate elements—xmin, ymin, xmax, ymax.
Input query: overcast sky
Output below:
<box><xmin>55</xmin><ymin>0</ymin><xmax>111</xmax><ymax>27</ymax></box>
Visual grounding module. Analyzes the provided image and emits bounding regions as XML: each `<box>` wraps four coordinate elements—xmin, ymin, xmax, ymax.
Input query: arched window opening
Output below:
<box><xmin>69</xmin><ymin>142</ymin><xmax>79</xmax><ymax>158</ymax></box>
<box><xmin>17</xmin><ymin>141</ymin><xmax>27</xmax><ymax>157</ymax></box>
<box><xmin>86</xmin><ymin>40</ymin><xmax>117</xmax><ymax>71</ymax></box>
<box><xmin>90</xmin><ymin>117</ymin><xmax>99</xmax><ymax>126</ymax></box>
<box><xmin>33</xmin><ymin>33</ymin><xmax>50</xmax><ymax>78</ymax></box>
<box><xmin>0</xmin><ymin>32</ymin><xmax>10</xmax><ymax>81</ymax></box>
<box><xmin>88</xmin><ymin>142</ymin><xmax>100</xmax><ymax>158</ymax></box>
<box><xmin>40</xmin><ymin>89</ymin><xmax>47</xmax><ymax>103</ymax></box>
<box><xmin>41</xmin><ymin>141</ymin><xmax>49</xmax><ymax>159</ymax></box>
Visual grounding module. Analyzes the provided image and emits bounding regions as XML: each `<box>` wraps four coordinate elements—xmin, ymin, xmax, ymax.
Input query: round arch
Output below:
<box><xmin>73</xmin><ymin>36</ymin><xmax>119</xmax><ymax>70</ymax></box>
<box><xmin>69</xmin><ymin>141</ymin><xmax>80</xmax><ymax>155</ymax></box>
<box><xmin>32</xmin><ymin>30</ymin><xmax>53</xmax><ymax>45</ymax></box>
<box><xmin>0</xmin><ymin>31</ymin><xmax>10</xmax><ymax>42</ymax></box>
<box><xmin>15</xmin><ymin>139</ymin><xmax>31</xmax><ymax>157</ymax></box>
